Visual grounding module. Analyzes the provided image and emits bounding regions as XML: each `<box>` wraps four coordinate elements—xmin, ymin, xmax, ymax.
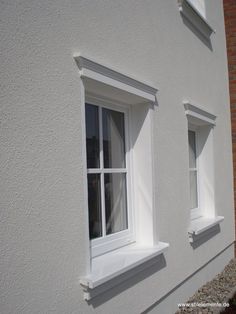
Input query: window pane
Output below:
<box><xmin>85</xmin><ymin>104</ymin><xmax>100</xmax><ymax>168</ymax></box>
<box><xmin>188</xmin><ymin>130</ymin><xmax>197</xmax><ymax>168</ymax></box>
<box><xmin>103</xmin><ymin>108</ymin><xmax>126</xmax><ymax>168</ymax></box>
<box><xmin>87</xmin><ymin>174</ymin><xmax>102</xmax><ymax>239</ymax></box>
<box><xmin>104</xmin><ymin>173</ymin><xmax>128</xmax><ymax>235</ymax></box>
<box><xmin>189</xmin><ymin>170</ymin><xmax>198</xmax><ymax>209</ymax></box>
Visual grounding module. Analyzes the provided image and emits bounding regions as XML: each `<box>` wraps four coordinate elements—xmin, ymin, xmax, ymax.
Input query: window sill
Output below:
<box><xmin>80</xmin><ymin>241</ymin><xmax>169</xmax><ymax>300</ymax></box>
<box><xmin>188</xmin><ymin>216</ymin><xmax>224</xmax><ymax>243</ymax></box>
<box><xmin>178</xmin><ymin>0</ymin><xmax>215</xmax><ymax>39</ymax></box>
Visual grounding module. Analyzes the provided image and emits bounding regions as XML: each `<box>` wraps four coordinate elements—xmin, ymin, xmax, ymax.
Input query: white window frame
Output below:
<box><xmin>188</xmin><ymin>124</ymin><xmax>201</xmax><ymax>220</ymax></box>
<box><xmin>86</xmin><ymin>95</ymin><xmax>135</xmax><ymax>257</ymax></box>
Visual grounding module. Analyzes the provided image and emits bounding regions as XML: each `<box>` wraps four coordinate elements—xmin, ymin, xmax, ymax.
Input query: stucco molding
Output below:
<box><xmin>178</xmin><ymin>0</ymin><xmax>215</xmax><ymax>39</ymax></box>
<box><xmin>74</xmin><ymin>55</ymin><xmax>158</xmax><ymax>103</ymax></box>
<box><xmin>184</xmin><ymin>101</ymin><xmax>217</xmax><ymax>126</ymax></box>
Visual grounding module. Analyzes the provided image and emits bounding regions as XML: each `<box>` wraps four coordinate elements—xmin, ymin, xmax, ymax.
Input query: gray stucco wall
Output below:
<box><xmin>1</xmin><ymin>1</ymin><xmax>234</xmax><ymax>313</ymax></box>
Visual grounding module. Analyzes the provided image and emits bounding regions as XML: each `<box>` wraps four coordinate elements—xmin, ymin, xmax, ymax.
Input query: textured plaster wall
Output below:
<box><xmin>0</xmin><ymin>0</ymin><xmax>234</xmax><ymax>313</ymax></box>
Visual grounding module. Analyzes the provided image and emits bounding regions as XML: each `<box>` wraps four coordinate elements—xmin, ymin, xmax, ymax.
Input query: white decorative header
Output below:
<box><xmin>184</xmin><ymin>101</ymin><xmax>216</xmax><ymax>126</ymax></box>
<box><xmin>178</xmin><ymin>0</ymin><xmax>215</xmax><ymax>39</ymax></box>
<box><xmin>74</xmin><ymin>55</ymin><xmax>158</xmax><ymax>103</ymax></box>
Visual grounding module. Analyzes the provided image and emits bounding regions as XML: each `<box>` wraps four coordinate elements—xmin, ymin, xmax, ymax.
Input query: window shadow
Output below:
<box><xmin>142</xmin><ymin>242</ymin><xmax>232</xmax><ymax>314</ymax></box>
<box><xmin>87</xmin><ymin>254</ymin><xmax>166</xmax><ymax>308</ymax></box>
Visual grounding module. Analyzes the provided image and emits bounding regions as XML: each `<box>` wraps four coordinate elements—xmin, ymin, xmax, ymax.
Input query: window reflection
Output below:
<box><xmin>103</xmin><ymin>108</ymin><xmax>126</xmax><ymax>168</ymax></box>
<box><xmin>87</xmin><ymin>174</ymin><xmax>102</xmax><ymax>239</ymax></box>
<box><xmin>105</xmin><ymin>173</ymin><xmax>128</xmax><ymax>235</ymax></box>
<box><xmin>86</xmin><ymin>104</ymin><xmax>100</xmax><ymax>168</ymax></box>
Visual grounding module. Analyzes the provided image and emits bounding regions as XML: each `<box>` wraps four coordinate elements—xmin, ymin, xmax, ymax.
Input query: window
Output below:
<box><xmin>85</xmin><ymin>101</ymin><xmax>134</xmax><ymax>257</ymax></box>
<box><xmin>76</xmin><ymin>56</ymin><xmax>169</xmax><ymax>299</ymax></box>
<box><xmin>184</xmin><ymin>102</ymin><xmax>224</xmax><ymax>242</ymax></box>
<box><xmin>188</xmin><ymin>127</ymin><xmax>200</xmax><ymax>219</ymax></box>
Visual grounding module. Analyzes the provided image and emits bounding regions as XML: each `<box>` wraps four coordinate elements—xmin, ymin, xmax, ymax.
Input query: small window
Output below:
<box><xmin>85</xmin><ymin>101</ymin><xmax>133</xmax><ymax>257</ymax></box>
<box><xmin>184</xmin><ymin>102</ymin><xmax>223</xmax><ymax>229</ymax></box>
<box><xmin>184</xmin><ymin>102</ymin><xmax>225</xmax><ymax>242</ymax></box>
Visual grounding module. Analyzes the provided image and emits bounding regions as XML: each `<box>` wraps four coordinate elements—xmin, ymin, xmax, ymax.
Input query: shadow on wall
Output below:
<box><xmin>190</xmin><ymin>224</ymin><xmax>221</xmax><ymax>249</ymax></box>
<box><xmin>180</xmin><ymin>14</ymin><xmax>213</xmax><ymax>51</ymax></box>
<box><xmin>142</xmin><ymin>242</ymin><xmax>232</xmax><ymax>314</ymax></box>
<box><xmin>87</xmin><ymin>254</ymin><xmax>166</xmax><ymax>308</ymax></box>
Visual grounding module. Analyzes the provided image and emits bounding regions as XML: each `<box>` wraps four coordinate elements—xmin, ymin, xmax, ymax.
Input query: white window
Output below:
<box><xmin>76</xmin><ymin>56</ymin><xmax>169</xmax><ymax>299</ymax></box>
<box><xmin>85</xmin><ymin>100</ymin><xmax>134</xmax><ymax>257</ymax></box>
<box><xmin>184</xmin><ymin>102</ymin><xmax>224</xmax><ymax>242</ymax></box>
<box><xmin>188</xmin><ymin>126</ymin><xmax>200</xmax><ymax>219</ymax></box>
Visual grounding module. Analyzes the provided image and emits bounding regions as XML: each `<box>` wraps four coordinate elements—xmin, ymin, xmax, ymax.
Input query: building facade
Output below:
<box><xmin>1</xmin><ymin>1</ymin><xmax>235</xmax><ymax>313</ymax></box>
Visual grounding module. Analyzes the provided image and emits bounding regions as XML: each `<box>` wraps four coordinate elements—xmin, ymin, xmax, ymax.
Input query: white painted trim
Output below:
<box><xmin>184</xmin><ymin>102</ymin><xmax>216</xmax><ymax>126</ymax></box>
<box><xmin>80</xmin><ymin>80</ymin><xmax>91</xmax><ymax>272</ymax></box>
<box><xmin>74</xmin><ymin>56</ymin><xmax>158</xmax><ymax>103</ymax></box>
<box><xmin>185</xmin><ymin>101</ymin><xmax>219</xmax><ymax>240</ymax></box>
<box><xmin>80</xmin><ymin>59</ymin><xmax>168</xmax><ymax>298</ymax></box>
<box><xmin>80</xmin><ymin>241</ymin><xmax>169</xmax><ymax>299</ymax></box>
<box><xmin>98</xmin><ymin>106</ymin><xmax>106</xmax><ymax>239</ymax></box>
<box><xmin>188</xmin><ymin>216</ymin><xmax>224</xmax><ymax>242</ymax></box>
<box><xmin>87</xmin><ymin>168</ymin><xmax>127</xmax><ymax>174</ymax></box>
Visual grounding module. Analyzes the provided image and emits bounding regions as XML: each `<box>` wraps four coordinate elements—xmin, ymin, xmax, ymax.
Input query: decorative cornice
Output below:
<box><xmin>74</xmin><ymin>55</ymin><xmax>158</xmax><ymax>102</ymax></box>
<box><xmin>184</xmin><ymin>101</ymin><xmax>216</xmax><ymax>125</ymax></box>
<box><xmin>178</xmin><ymin>0</ymin><xmax>215</xmax><ymax>39</ymax></box>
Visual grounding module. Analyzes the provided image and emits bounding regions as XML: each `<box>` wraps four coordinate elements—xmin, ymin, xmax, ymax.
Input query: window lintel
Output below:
<box><xmin>178</xmin><ymin>0</ymin><xmax>215</xmax><ymax>39</ymax></box>
<box><xmin>74</xmin><ymin>55</ymin><xmax>158</xmax><ymax>105</ymax></box>
<box><xmin>184</xmin><ymin>101</ymin><xmax>216</xmax><ymax>126</ymax></box>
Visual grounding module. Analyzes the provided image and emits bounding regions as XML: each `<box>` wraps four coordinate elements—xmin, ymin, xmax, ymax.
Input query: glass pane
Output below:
<box><xmin>85</xmin><ymin>104</ymin><xmax>100</xmax><ymax>168</ymax></box>
<box><xmin>188</xmin><ymin>130</ymin><xmax>197</xmax><ymax>168</ymax></box>
<box><xmin>189</xmin><ymin>170</ymin><xmax>198</xmax><ymax>209</ymax></box>
<box><xmin>104</xmin><ymin>173</ymin><xmax>128</xmax><ymax>235</ymax></box>
<box><xmin>103</xmin><ymin>108</ymin><xmax>126</xmax><ymax>168</ymax></box>
<box><xmin>87</xmin><ymin>174</ymin><xmax>102</xmax><ymax>239</ymax></box>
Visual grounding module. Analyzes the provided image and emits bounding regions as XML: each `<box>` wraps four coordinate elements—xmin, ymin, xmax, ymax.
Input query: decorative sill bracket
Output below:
<box><xmin>80</xmin><ymin>242</ymin><xmax>169</xmax><ymax>300</ymax></box>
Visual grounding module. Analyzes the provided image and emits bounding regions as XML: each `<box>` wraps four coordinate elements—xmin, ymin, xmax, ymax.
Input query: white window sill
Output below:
<box><xmin>178</xmin><ymin>0</ymin><xmax>215</xmax><ymax>39</ymax></box>
<box><xmin>80</xmin><ymin>241</ymin><xmax>169</xmax><ymax>300</ymax></box>
<box><xmin>188</xmin><ymin>216</ymin><xmax>224</xmax><ymax>243</ymax></box>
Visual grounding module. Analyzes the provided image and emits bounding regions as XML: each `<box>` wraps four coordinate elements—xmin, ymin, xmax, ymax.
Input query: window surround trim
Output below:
<box><xmin>77</xmin><ymin>56</ymin><xmax>169</xmax><ymax>299</ymax></box>
<box><xmin>184</xmin><ymin>101</ymin><xmax>217</xmax><ymax>221</ymax></box>
<box><xmin>184</xmin><ymin>102</ymin><xmax>216</xmax><ymax>126</ymax></box>
<box><xmin>74</xmin><ymin>55</ymin><xmax>158</xmax><ymax>103</ymax></box>
<box><xmin>184</xmin><ymin>101</ymin><xmax>224</xmax><ymax>243</ymax></box>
